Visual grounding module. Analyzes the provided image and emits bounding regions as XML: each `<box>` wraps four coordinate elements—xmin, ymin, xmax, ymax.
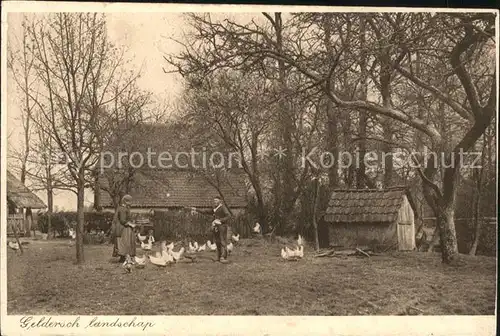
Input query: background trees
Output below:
<box><xmin>8</xmin><ymin>12</ymin><xmax>495</xmax><ymax>264</ymax></box>
<box><xmin>8</xmin><ymin>13</ymin><xmax>157</xmax><ymax>263</ymax></box>
<box><xmin>166</xmin><ymin>12</ymin><xmax>496</xmax><ymax>263</ymax></box>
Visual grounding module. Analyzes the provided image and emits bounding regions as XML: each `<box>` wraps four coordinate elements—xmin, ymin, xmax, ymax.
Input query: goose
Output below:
<box><xmin>252</xmin><ymin>222</ymin><xmax>261</xmax><ymax>234</ymax></box>
<box><xmin>297</xmin><ymin>234</ymin><xmax>304</xmax><ymax>246</ymax></box>
<box><xmin>281</xmin><ymin>248</ymin><xmax>289</xmax><ymax>260</ymax></box>
<box><xmin>141</xmin><ymin>240</ymin><xmax>152</xmax><ymax>251</ymax></box>
<box><xmin>207</xmin><ymin>240</ymin><xmax>217</xmax><ymax>251</ymax></box>
<box><xmin>295</xmin><ymin>245</ymin><xmax>304</xmax><ymax>258</ymax></box>
<box><xmin>227</xmin><ymin>242</ymin><xmax>234</xmax><ymax>254</ymax></box>
<box><xmin>149</xmin><ymin>255</ymin><xmax>167</xmax><ymax>267</ymax></box>
<box><xmin>134</xmin><ymin>255</ymin><xmax>147</xmax><ymax>265</ymax></box>
<box><xmin>8</xmin><ymin>241</ymin><xmax>20</xmax><ymax>251</ymax></box>
<box><xmin>188</xmin><ymin>242</ymin><xmax>197</xmax><ymax>253</ymax></box>
<box><xmin>161</xmin><ymin>249</ymin><xmax>174</xmax><ymax>263</ymax></box>
<box><xmin>231</xmin><ymin>233</ymin><xmax>240</xmax><ymax>242</ymax></box>
<box><xmin>285</xmin><ymin>246</ymin><xmax>295</xmax><ymax>258</ymax></box>
<box><xmin>170</xmin><ymin>247</ymin><xmax>185</xmax><ymax>262</ymax></box>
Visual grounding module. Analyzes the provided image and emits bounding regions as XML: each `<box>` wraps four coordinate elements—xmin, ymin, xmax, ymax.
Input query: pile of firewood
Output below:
<box><xmin>313</xmin><ymin>247</ymin><xmax>377</xmax><ymax>258</ymax></box>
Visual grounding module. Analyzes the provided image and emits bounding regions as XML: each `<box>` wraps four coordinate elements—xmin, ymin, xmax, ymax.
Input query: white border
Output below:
<box><xmin>1</xmin><ymin>2</ymin><xmax>498</xmax><ymax>336</ymax></box>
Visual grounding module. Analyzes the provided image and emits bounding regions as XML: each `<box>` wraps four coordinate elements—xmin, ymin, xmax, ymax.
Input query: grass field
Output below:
<box><xmin>6</xmin><ymin>237</ymin><xmax>496</xmax><ymax>315</ymax></box>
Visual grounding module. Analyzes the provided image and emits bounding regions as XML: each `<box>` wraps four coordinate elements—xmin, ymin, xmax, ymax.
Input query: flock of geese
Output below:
<box><xmin>281</xmin><ymin>234</ymin><xmax>305</xmax><ymax>260</ymax></box>
<box><xmin>125</xmin><ymin>231</ymin><xmax>242</xmax><ymax>270</ymax></box>
<box><xmin>7</xmin><ymin>222</ymin><xmax>305</xmax><ymax>267</ymax></box>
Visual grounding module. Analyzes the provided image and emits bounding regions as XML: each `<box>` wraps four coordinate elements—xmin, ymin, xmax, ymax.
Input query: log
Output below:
<box><xmin>314</xmin><ymin>250</ymin><xmax>336</xmax><ymax>258</ymax></box>
<box><xmin>383</xmin><ymin>242</ymin><xmax>398</xmax><ymax>252</ymax></box>
<box><xmin>355</xmin><ymin>248</ymin><xmax>370</xmax><ymax>258</ymax></box>
<box><xmin>408</xmin><ymin>306</ymin><xmax>425</xmax><ymax>314</ymax></box>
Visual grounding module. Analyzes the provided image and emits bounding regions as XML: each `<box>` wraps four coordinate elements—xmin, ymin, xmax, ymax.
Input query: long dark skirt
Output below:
<box><xmin>117</xmin><ymin>226</ymin><xmax>136</xmax><ymax>257</ymax></box>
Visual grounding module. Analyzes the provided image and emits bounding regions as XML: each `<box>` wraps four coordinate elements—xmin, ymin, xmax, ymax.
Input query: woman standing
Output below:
<box><xmin>113</xmin><ymin>194</ymin><xmax>136</xmax><ymax>263</ymax></box>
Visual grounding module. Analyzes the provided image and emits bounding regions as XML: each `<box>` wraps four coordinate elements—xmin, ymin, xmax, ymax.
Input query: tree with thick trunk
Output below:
<box><xmin>23</xmin><ymin>13</ymin><xmax>141</xmax><ymax>263</ymax></box>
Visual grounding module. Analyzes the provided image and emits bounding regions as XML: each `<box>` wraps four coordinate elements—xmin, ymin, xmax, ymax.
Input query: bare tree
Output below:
<box><xmin>24</xmin><ymin>13</ymin><xmax>140</xmax><ymax>263</ymax></box>
<box><xmin>7</xmin><ymin>17</ymin><xmax>38</xmax><ymax>236</ymax></box>
<box><xmin>167</xmin><ymin>12</ymin><xmax>495</xmax><ymax>264</ymax></box>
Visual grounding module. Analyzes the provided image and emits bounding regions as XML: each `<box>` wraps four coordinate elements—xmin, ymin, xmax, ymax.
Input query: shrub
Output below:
<box><xmin>37</xmin><ymin>212</ymin><xmax>69</xmax><ymax>237</ymax></box>
<box><xmin>83</xmin><ymin>232</ymin><xmax>108</xmax><ymax>245</ymax></box>
<box><xmin>37</xmin><ymin>211</ymin><xmax>115</xmax><ymax>237</ymax></box>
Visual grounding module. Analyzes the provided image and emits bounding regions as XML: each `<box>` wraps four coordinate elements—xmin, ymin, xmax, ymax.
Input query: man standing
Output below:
<box><xmin>192</xmin><ymin>196</ymin><xmax>232</xmax><ymax>263</ymax></box>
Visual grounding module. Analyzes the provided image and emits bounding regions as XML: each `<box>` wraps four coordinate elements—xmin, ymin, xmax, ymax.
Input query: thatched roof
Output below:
<box><xmin>7</xmin><ymin>170</ymin><xmax>47</xmax><ymax>209</ymax></box>
<box><xmin>99</xmin><ymin>168</ymin><xmax>247</xmax><ymax>209</ymax></box>
<box><xmin>324</xmin><ymin>187</ymin><xmax>417</xmax><ymax>224</ymax></box>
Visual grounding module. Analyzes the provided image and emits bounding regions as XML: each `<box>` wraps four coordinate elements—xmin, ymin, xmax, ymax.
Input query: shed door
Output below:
<box><xmin>397</xmin><ymin>221</ymin><xmax>414</xmax><ymax>251</ymax></box>
<box><xmin>397</xmin><ymin>195</ymin><xmax>416</xmax><ymax>251</ymax></box>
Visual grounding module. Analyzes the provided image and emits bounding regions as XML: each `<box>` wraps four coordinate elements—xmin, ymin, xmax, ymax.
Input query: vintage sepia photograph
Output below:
<box><xmin>1</xmin><ymin>2</ymin><xmax>497</xmax><ymax>335</ymax></box>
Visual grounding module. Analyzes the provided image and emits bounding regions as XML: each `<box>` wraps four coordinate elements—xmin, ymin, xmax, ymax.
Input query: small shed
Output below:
<box><xmin>6</xmin><ymin>170</ymin><xmax>47</xmax><ymax>235</ymax></box>
<box><xmin>323</xmin><ymin>187</ymin><xmax>417</xmax><ymax>251</ymax></box>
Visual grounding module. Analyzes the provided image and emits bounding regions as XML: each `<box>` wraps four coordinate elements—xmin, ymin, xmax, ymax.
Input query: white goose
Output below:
<box><xmin>252</xmin><ymin>222</ymin><xmax>261</xmax><ymax>234</ymax></box>
<box><xmin>227</xmin><ymin>242</ymin><xmax>234</xmax><ymax>254</ymax></box>
<box><xmin>207</xmin><ymin>240</ymin><xmax>217</xmax><ymax>251</ymax></box>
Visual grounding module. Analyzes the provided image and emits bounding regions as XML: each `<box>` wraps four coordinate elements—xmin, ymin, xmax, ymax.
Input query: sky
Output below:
<box><xmin>6</xmin><ymin>10</ymin><xmax>265</xmax><ymax>211</ymax></box>
<box><xmin>6</xmin><ymin>12</ymin><xmax>188</xmax><ymax>210</ymax></box>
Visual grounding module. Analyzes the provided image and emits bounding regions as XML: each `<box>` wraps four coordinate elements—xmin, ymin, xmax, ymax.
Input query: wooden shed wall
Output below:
<box><xmin>328</xmin><ymin>222</ymin><xmax>398</xmax><ymax>250</ymax></box>
<box><xmin>396</xmin><ymin>195</ymin><xmax>416</xmax><ymax>250</ymax></box>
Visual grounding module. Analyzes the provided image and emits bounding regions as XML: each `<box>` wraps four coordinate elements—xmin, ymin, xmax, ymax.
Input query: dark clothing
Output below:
<box><xmin>213</xmin><ymin>224</ymin><xmax>228</xmax><ymax>260</ymax></box>
<box><xmin>198</xmin><ymin>204</ymin><xmax>232</xmax><ymax>224</ymax></box>
<box><xmin>199</xmin><ymin>203</ymin><xmax>232</xmax><ymax>260</ymax></box>
<box><xmin>112</xmin><ymin>205</ymin><xmax>136</xmax><ymax>257</ymax></box>
<box><xmin>114</xmin><ymin>205</ymin><xmax>131</xmax><ymax>237</ymax></box>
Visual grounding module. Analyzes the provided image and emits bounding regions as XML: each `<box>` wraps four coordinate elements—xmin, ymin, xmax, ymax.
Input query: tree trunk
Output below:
<box><xmin>47</xmin><ymin>186</ymin><xmax>53</xmax><ymax>239</ymax></box>
<box><xmin>427</xmin><ymin>225</ymin><xmax>440</xmax><ymax>252</ymax></box>
<box><xmin>436</xmin><ymin>204</ymin><xmax>459</xmax><ymax>263</ymax></box>
<box><xmin>93</xmin><ymin>171</ymin><xmax>101</xmax><ymax>211</ymax></box>
<box><xmin>255</xmin><ymin>188</ymin><xmax>267</xmax><ymax>231</ymax></box>
<box><xmin>356</xmin><ymin>15</ymin><xmax>369</xmax><ymax>189</ymax></box>
<box><xmin>468</xmin><ymin>217</ymin><xmax>482</xmax><ymax>256</ymax></box>
<box><xmin>326</xmin><ymin>105</ymin><xmax>339</xmax><ymax>190</ymax></box>
<box><xmin>312</xmin><ymin>178</ymin><xmax>320</xmax><ymax>251</ymax></box>
<box><xmin>24</xmin><ymin>208</ymin><xmax>32</xmax><ymax>237</ymax></box>
<box><xmin>75</xmin><ymin>175</ymin><xmax>85</xmax><ymax>264</ymax></box>
<box><xmin>379</xmin><ymin>53</ymin><xmax>393</xmax><ymax>187</ymax></box>
<box><xmin>322</xmin><ymin>15</ymin><xmax>339</xmax><ymax>191</ymax></box>
<box><xmin>469</xmin><ymin>142</ymin><xmax>485</xmax><ymax>255</ymax></box>
<box><xmin>274</xmin><ymin>12</ymin><xmax>295</xmax><ymax>232</ymax></box>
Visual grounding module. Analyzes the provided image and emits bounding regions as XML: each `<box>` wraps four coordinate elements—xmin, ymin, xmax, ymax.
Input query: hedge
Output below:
<box><xmin>152</xmin><ymin>210</ymin><xmax>252</xmax><ymax>243</ymax></box>
<box><xmin>37</xmin><ymin>211</ymin><xmax>115</xmax><ymax>237</ymax></box>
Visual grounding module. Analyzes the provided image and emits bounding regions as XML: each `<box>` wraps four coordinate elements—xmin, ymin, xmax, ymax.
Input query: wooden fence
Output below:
<box><xmin>151</xmin><ymin>210</ymin><xmax>252</xmax><ymax>242</ymax></box>
<box><xmin>7</xmin><ymin>214</ymin><xmax>25</xmax><ymax>236</ymax></box>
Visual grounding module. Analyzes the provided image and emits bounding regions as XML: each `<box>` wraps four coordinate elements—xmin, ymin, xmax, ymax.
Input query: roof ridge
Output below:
<box><xmin>332</xmin><ymin>186</ymin><xmax>408</xmax><ymax>192</ymax></box>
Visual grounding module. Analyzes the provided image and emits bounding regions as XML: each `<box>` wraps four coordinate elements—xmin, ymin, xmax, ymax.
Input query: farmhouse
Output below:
<box><xmin>323</xmin><ymin>187</ymin><xmax>417</xmax><ymax>251</ymax></box>
<box><xmin>6</xmin><ymin>170</ymin><xmax>47</xmax><ymax>236</ymax></box>
<box><xmin>98</xmin><ymin>168</ymin><xmax>248</xmax><ymax>214</ymax></box>
<box><xmin>96</xmin><ymin>122</ymin><xmax>248</xmax><ymax>214</ymax></box>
